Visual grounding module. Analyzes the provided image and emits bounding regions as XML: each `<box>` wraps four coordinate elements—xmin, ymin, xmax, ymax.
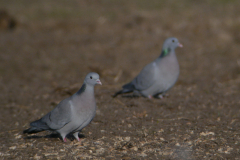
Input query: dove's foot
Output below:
<box><xmin>63</xmin><ymin>137</ymin><xmax>67</xmax><ymax>142</ymax></box>
<box><xmin>76</xmin><ymin>137</ymin><xmax>81</xmax><ymax>142</ymax></box>
<box><xmin>73</xmin><ymin>132</ymin><xmax>81</xmax><ymax>142</ymax></box>
<box><xmin>158</xmin><ymin>95</ymin><xmax>163</xmax><ymax>99</ymax></box>
<box><xmin>152</xmin><ymin>93</ymin><xmax>166</xmax><ymax>99</ymax></box>
<box><xmin>148</xmin><ymin>95</ymin><xmax>153</xmax><ymax>99</ymax></box>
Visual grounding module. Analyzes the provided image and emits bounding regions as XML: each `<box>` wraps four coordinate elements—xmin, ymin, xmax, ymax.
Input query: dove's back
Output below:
<box><xmin>140</xmin><ymin>51</ymin><xmax>179</xmax><ymax>97</ymax></box>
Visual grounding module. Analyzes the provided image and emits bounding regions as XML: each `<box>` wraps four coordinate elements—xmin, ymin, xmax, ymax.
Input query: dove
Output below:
<box><xmin>113</xmin><ymin>37</ymin><xmax>182</xmax><ymax>99</ymax></box>
<box><xmin>23</xmin><ymin>72</ymin><xmax>102</xmax><ymax>142</ymax></box>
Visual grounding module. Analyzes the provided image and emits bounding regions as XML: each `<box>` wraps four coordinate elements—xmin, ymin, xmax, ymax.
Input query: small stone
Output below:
<box><xmin>187</xmin><ymin>141</ymin><xmax>192</xmax><ymax>145</ymax></box>
<box><xmin>138</xmin><ymin>152</ymin><xmax>147</xmax><ymax>157</ymax></box>
<box><xmin>160</xmin><ymin>151</ymin><xmax>173</xmax><ymax>156</ymax></box>
<box><xmin>19</xmin><ymin>144</ymin><xmax>27</xmax><ymax>148</ymax></box>
<box><xmin>160</xmin><ymin>137</ymin><xmax>165</xmax><ymax>141</ymax></box>
<box><xmin>225</xmin><ymin>147</ymin><xmax>233</xmax><ymax>154</ymax></box>
<box><xmin>15</xmin><ymin>134</ymin><xmax>22</xmax><ymax>139</ymax></box>
<box><xmin>124</xmin><ymin>137</ymin><xmax>131</xmax><ymax>142</ymax></box>
<box><xmin>44</xmin><ymin>153</ymin><xmax>58</xmax><ymax>156</ymax></box>
<box><xmin>218</xmin><ymin>148</ymin><xmax>223</xmax><ymax>153</ymax></box>
<box><xmin>210</xmin><ymin>137</ymin><xmax>216</xmax><ymax>140</ymax></box>
<box><xmin>94</xmin><ymin>140</ymin><xmax>104</xmax><ymax>145</ymax></box>
<box><xmin>175</xmin><ymin>143</ymin><xmax>180</xmax><ymax>146</ymax></box>
<box><xmin>0</xmin><ymin>153</ymin><xmax>10</xmax><ymax>156</ymax></box>
<box><xmin>132</xmin><ymin>146</ymin><xmax>138</xmax><ymax>151</ymax></box>
<box><xmin>33</xmin><ymin>154</ymin><xmax>41</xmax><ymax>160</ymax></box>
<box><xmin>200</xmin><ymin>131</ymin><xmax>215</xmax><ymax>136</ymax></box>
<box><xmin>96</xmin><ymin>148</ymin><xmax>105</xmax><ymax>155</ymax></box>
<box><xmin>9</xmin><ymin>146</ymin><xmax>16</xmax><ymax>150</ymax></box>
<box><xmin>90</xmin><ymin>147</ymin><xmax>95</xmax><ymax>150</ymax></box>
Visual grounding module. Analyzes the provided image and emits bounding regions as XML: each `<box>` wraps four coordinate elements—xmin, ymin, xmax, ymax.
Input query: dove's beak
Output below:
<box><xmin>96</xmin><ymin>79</ymin><xmax>102</xmax><ymax>85</ymax></box>
<box><xmin>178</xmin><ymin>43</ymin><xmax>183</xmax><ymax>48</ymax></box>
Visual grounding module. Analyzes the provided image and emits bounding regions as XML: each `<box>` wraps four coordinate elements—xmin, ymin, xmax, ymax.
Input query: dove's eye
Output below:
<box><xmin>172</xmin><ymin>39</ymin><xmax>175</xmax><ymax>42</ymax></box>
<box><xmin>90</xmin><ymin>76</ymin><xmax>92</xmax><ymax>79</ymax></box>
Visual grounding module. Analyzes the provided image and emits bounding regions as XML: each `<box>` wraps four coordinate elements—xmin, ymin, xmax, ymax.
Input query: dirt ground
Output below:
<box><xmin>0</xmin><ymin>0</ymin><xmax>240</xmax><ymax>159</ymax></box>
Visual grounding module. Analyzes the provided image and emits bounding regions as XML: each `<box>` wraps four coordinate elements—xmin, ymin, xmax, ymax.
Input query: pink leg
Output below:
<box><xmin>148</xmin><ymin>95</ymin><xmax>153</xmax><ymax>99</ymax></box>
<box><xmin>73</xmin><ymin>132</ymin><xmax>81</xmax><ymax>142</ymax></box>
<box><xmin>63</xmin><ymin>137</ymin><xmax>67</xmax><ymax>142</ymax></box>
<box><xmin>158</xmin><ymin>95</ymin><xmax>163</xmax><ymax>99</ymax></box>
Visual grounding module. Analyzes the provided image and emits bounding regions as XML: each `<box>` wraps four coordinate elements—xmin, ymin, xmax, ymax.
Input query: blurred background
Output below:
<box><xmin>0</xmin><ymin>0</ymin><xmax>240</xmax><ymax>159</ymax></box>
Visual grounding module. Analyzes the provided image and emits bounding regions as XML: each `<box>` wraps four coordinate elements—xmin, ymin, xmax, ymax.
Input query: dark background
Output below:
<box><xmin>0</xmin><ymin>0</ymin><xmax>240</xmax><ymax>159</ymax></box>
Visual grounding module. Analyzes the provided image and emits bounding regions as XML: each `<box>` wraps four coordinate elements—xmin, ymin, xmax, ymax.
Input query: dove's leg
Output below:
<box><xmin>153</xmin><ymin>92</ymin><xmax>165</xmax><ymax>99</ymax></box>
<box><xmin>60</xmin><ymin>133</ymin><xmax>67</xmax><ymax>142</ymax></box>
<box><xmin>148</xmin><ymin>95</ymin><xmax>153</xmax><ymax>99</ymax></box>
<box><xmin>73</xmin><ymin>132</ymin><xmax>80</xmax><ymax>142</ymax></box>
<box><xmin>157</xmin><ymin>95</ymin><xmax>163</xmax><ymax>99</ymax></box>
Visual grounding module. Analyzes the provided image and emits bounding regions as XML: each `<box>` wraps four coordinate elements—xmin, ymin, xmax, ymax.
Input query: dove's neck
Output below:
<box><xmin>74</xmin><ymin>83</ymin><xmax>96</xmax><ymax>110</ymax></box>
<box><xmin>84</xmin><ymin>84</ymin><xmax>95</xmax><ymax>95</ymax></box>
<box><xmin>159</xmin><ymin>48</ymin><xmax>176</xmax><ymax>58</ymax></box>
<box><xmin>76</xmin><ymin>84</ymin><xmax>86</xmax><ymax>95</ymax></box>
<box><xmin>76</xmin><ymin>83</ymin><xmax>94</xmax><ymax>95</ymax></box>
<box><xmin>157</xmin><ymin>48</ymin><xmax>179</xmax><ymax>74</ymax></box>
<box><xmin>157</xmin><ymin>48</ymin><xmax>179</xmax><ymax>70</ymax></box>
<box><xmin>76</xmin><ymin>83</ymin><xmax>95</xmax><ymax>96</ymax></box>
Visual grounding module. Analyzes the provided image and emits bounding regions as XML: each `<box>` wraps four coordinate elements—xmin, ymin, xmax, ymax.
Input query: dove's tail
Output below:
<box><xmin>112</xmin><ymin>89</ymin><xmax>133</xmax><ymax>97</ymax></box>
<box><xmin>23</xmin><ymin>127</ymin><xmax>45</xmax><ymax>134</ymax></box>
<box><xmin>23</xmin><ymin>118</ymin><xmax>49</xmax><ymax>134</ymax></box>
<box><xmin>113</xmin><ymin>82</ymin><xmax>135</xmax><ymax>97</ymax></box>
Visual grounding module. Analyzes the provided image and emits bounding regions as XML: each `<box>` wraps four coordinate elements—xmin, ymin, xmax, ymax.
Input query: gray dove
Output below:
<box><xmin>113</xmin><ymin>37</ymin><xmax>182</xmax><ymax>99</ymax></box>
<box><xmin>23</xmin><ymin>72</ymin><xmax>102</xmax><ymax>142</ymax></box>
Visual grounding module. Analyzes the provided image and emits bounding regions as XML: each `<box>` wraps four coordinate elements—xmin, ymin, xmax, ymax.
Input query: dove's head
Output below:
<box><xmin>163</xmin><ymin>37</ymin><xmax>183</xmax><ymax>50</ymax></box>
<box><xmin>160</xmin><ymin>37</ymin><xmax>182</xmax><ymax>57</ymax></box>
<box><xmin>85</xmin><ymin>72</ymin><xmax>102</xmax><ymax>86</ymax></box>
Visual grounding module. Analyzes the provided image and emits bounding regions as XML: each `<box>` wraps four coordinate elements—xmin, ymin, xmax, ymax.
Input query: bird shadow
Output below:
<box><xmin>116</xmin><ymin>94</ymin><xmax>140</xmax><ymax>98</ymax></box>
<box><xmin>23</xmin><ymin>133</ymin><xmax>85</xmax><ymax>141</ymax></box>
<box><xmin>122</xmin><ymin>95</ymin><xmax>140</xmax><ymax>98</ymax></box>
<box><xmin>113</xmin><ymin>94</ymin><xmax>167</xmax><ymax>99</ymax></box>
